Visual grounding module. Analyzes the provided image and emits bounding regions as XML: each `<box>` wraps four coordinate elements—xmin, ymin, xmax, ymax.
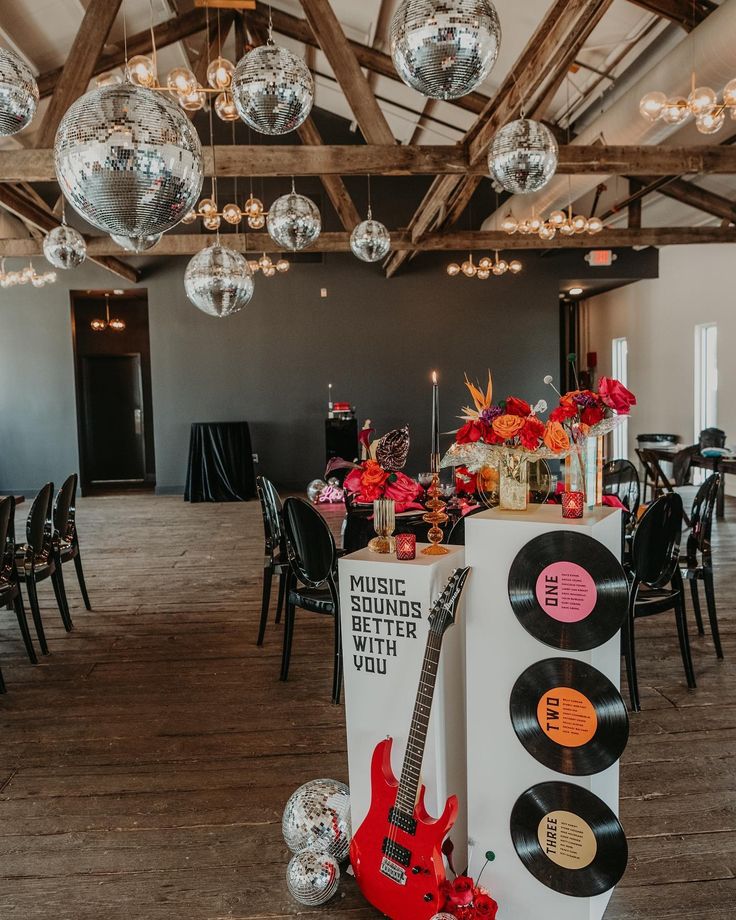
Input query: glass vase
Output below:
<box><xmin>499</xmin><ymin>452</ymin><xmax>529</xmax><ymax>512</ymax></box>
<box><xmin>368</xmin><ymin>498</ymin><xmax>395</xmax><ymax>553</ymax></box>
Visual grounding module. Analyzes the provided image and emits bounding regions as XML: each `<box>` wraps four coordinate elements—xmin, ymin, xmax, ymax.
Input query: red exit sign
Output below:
<box><xmin>586</xmin><ymin>249</ymin><xmax>614</xmax><ymax>267</ymax></box>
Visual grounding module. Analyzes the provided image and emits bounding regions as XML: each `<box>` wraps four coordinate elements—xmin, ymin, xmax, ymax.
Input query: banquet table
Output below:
<box><xmin>646</xmin><ymin>445</ymin><xmax>733</xmax><ymax>519</ymax></box>
<box><xmin>184</xmin><ymin>421</ymin><xmax>256</xmax><ymax>502</ymax></box>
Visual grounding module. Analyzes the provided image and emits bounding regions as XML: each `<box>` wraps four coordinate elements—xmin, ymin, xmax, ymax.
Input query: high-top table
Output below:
<box><xmin>646</xmin><ymin>445</ymin><xmax>733</xmax><ymax>519</ymax></box>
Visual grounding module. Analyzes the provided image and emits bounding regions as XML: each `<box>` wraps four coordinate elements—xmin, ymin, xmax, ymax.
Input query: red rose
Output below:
<box><xmin>457</xmin><ymin>420</ymin><xmax>486</xmax><ymax>444</ymax></box>
<box><xmin>598</xmin><ymin>376</ymin><xmax>636</xmax><ymax>414</ymax></box>
<box><xmin>448</xmin><ymin>876</ymin><xmax>475</xmax><ymax>907</ymax></box>
<box><xmin>581</xmin><ymin>405</ymin><xmax>605</xmax><ymax>427</ymax></box>
<box><xmin>549</xmin><ymin>406</ymin><xmax>572</xmax><ymax>423</ymax></box>
<box><xmin>505</xmin><ymin>396</ymin><xmax>531</xmax><ymax>417</ymax></box>
<box><xmin>519</xmin><ymin>416</ymin><xmax>545</xmax><ymax>450</ymax></box>
<box><xmin>455</xmin><ymin>466</ymin><xmax>477</xmax><ymax>495</ymax></box>
<box><xmin>474</xmin><ymin>893</ymin><xmax>499</xmax><ymax>919</ymax></box>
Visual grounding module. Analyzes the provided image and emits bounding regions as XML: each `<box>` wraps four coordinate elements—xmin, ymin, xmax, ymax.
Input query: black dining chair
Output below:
<box><xmin>682</xmin><ymin>473</ymin><xmax>722</xmax><ymax>660</ymax></box>
<box><xmin>623</xmin><ymin>493</ymin><xmax>695</xmax><ymax>712</ymax></box>
<box><xmin>603</xmin><ymin>459</ymin><xmax>641</xmax><ymax>516</ymax></box>
<box><xmin>281</xmin><ymin>497</ymin><xmax>342</xmax><ymax>704</ymax></box>
<box><xmin>16</xmin><ymin>483</ymin><xmax>73</xmax><ymax>654</ymax></box>
<box><xmin>256</xmin><ymin>475</ymin><xmax>288</xmax><ymax>646</ymax></box>
<box><xmin>53</xmin><ymin>474</ymin><xmax>91</xmax><ymax>611</ymax></box>
<box><xmin>0</xmin><ymin>496</ymin><xmax>38</xmax><ymax>679</ymax></box>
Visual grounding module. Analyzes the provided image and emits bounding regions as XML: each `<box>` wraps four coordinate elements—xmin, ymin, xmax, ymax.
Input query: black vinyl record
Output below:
<box><xmin>510</xmin><ymin>781</ymin><xmax>628</xmax><ymax>897</ymax></box>
<box><xmin>510</xmin><ymin>658</ymin><xmax>629</xmax><ymax>776</ymax></box>
<box><xmin>508</xmin><ymin>531</ymin><xmax>628</xmax><ymax>651</ymax></box>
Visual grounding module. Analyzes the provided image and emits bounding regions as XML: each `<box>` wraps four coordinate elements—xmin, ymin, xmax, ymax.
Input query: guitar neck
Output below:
<box><xmin>394</xmin><ymin>623</ymin><xmax>444</xmax><ymax>815</ymax></box>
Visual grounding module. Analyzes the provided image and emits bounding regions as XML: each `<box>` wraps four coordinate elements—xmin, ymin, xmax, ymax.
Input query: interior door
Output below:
<box><xmin>80</xmin><ymin>354</ymin><xmax>146</xmax><ymax>485</ymax></box>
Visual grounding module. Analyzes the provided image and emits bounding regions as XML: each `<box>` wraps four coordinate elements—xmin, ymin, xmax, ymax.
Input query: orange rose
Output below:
<box><xmin>491</xmin><ymin>413</ymin><xmax>525</xmax><ymax>442</ymax></box>
<box><xmin>543</xmin><ymin>420</ymin><xmax>571</xmax><ymax>453</ymax></box>
<box><xmin>361</xmin><ymin>459</ymin><xmax>388</xmax><ymax>489</ymax></box>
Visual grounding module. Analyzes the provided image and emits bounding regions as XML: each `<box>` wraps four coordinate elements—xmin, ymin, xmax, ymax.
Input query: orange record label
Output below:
<box><xmin>536</xmin><ymin>686</ymin><xmax>598</xmax><ymax>748</ymax></box>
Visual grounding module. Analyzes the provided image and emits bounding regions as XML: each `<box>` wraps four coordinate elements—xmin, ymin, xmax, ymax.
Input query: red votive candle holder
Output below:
<box><xmin>395</xmin><ymin>533</ymin><xmax>417</xmax><ymax>560</ymax></box>
<box><xmin>562</xmin><ymin>490</ymin><xmax>585</xmax><ymax>519</ymax></box>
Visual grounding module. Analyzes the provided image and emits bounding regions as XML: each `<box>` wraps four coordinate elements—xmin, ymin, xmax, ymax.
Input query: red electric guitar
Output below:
<box><xmin>350</xmin><ymin>566</ymin><xmax>471</xmax><ymax>920</ymax></box>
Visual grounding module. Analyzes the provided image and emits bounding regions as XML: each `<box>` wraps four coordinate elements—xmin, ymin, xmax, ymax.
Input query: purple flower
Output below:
<box><xmin>573</xmin><ymin>393</ymin><xmax>598</xmax><ymax>408</ymax></box>
<box><xmin>480</xmin><ymin>406</ymin><xmax>503</xmax><ymax>424</ymax></box>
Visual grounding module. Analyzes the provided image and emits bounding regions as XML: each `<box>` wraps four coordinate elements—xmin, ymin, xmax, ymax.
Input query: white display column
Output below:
<box><xmin>463</xmin><ymin>505</ymin><xmax>622</xmax><ymax>920</ymax></box>
<box><xmin>339</xmin><ymin>544</ymin><xmax>468</xmax><ymax>868</ymax></box>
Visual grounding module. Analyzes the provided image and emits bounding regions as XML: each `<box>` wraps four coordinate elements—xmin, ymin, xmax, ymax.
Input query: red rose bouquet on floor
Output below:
<box><xmin>436</xmin><ymin>846</ymin><xmax>500</xmax><ymax>920</ymax></box>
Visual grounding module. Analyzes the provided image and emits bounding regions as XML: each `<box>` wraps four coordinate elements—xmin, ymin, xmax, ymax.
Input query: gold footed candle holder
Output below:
<box><xmin>421</xmin><ymin>473</ymin><xmax>449</xmax><ymax>555</ymax></box>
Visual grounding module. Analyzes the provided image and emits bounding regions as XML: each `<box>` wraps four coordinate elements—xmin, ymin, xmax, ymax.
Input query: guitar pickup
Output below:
<box><xmin>388</xmin><ymin>806</ymin><xmax>417</xmax><ymax>835</ymax></box>
<box><xmin>380</xmin><ymin>856</ymin><xmax>407</xmax><ymax>886</ymax></box>
<box><xmin>382</xmin><ymin>837</ymin><xmax>411</xmax><ymax>867</ymax></box>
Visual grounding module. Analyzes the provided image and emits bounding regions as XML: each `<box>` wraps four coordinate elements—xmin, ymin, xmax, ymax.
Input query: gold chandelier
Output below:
<box><xmin>91</xmin><ymin>294</ymin><xmax>126</xmax><ymax>333</ymax></box>
<box><xmin>640</xmin><ymin>75</ymin><xmax>736</xmax><ymax>135</ymax></box>
<box><xmin>247</xmin><ymin>252</ymin><xmax>290</xmax><ymax>277</ymax></box>
<box><xmin>501</xmin><ymin>207</ymin><xmax>603</xmax><ymax>240</ymax></box>
<box><xmin>0</xmin><ymin>259</ymin><xmax>56</xmax><ymax>288</ymax></box>
<box><xmin>446</xmin><ymin>252</ymin><xmax>522</xmax><ymax>279</ymax></box>
<box><xmin>182</xmin><ymin>194</ymin><xmax>267</xmax><ymax>230</ymax></box>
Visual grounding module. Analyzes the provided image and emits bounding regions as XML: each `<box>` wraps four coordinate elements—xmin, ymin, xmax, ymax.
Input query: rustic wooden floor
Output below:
<box><xmin>0</xmin><ymin>494</ymin><xmax>733</xmax><ymax>919</ymax></box>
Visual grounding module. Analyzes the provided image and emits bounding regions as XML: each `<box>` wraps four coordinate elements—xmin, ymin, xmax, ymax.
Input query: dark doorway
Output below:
<box><xmin>72</xmin><ymin>290</ymin><xmax>156</xmax><ymax>494</ymax></box>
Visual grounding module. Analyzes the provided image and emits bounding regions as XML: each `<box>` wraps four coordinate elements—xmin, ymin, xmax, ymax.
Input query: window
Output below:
<box><xmin>694</xmin><ymin>322</ymin><xmax>718</xmax><ymax>440</ymax></box>
<box><xmin>611</xmin><ymin>337</ymin><xmax>628</xmax><ymax>459</ymax></box>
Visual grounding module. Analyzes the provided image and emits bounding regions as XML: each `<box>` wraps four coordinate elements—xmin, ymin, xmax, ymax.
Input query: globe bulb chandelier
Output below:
<box><xmin>267</xmin><ymin>183</ymin><xmax>321</xmax><ymax>251</ymax></box>
<box><xmin>232</xmin><ymin>40</ymin><xmax>314</xmax><ymax>135</ymax></box>
<box><xmin>43</xmin><ymin>222</ymin><xmax>87</xmax><ymax>270</ymax></box>
<box><xmin>182</xmin><ymin>194</ymin><xmax>268</xmax><ymax>231</ymax></box>
<box><xmin>446</xmin><ymin>251</ymin><xmax>522</xmax><ymax>279</ymax></box>
<box><xmin>90</xmin><ymin>293</ymin><xmax>126</xmax><ymax>332</ymax></box>
<box><xmin>390</xmin><ymin>0</ymin><xmax>502</xmax><ymax>100</ymax></box>
<box><xmin>0</xmin><ymin>259</ymin><xmax>56</xmax><ymax>288</ymax></box>
<box><xmin>640</xmin><ymin>75</ymin><xmax>736</xmax><ymax>135</ymax></box>
<box><xmin>0</xmin><ymin>46</ymin><xmax>39</xmax><ymax>136</ymax></box>
<box><xmin>488</xmin><ymin>118</ymin><xmax>559</xmax><ymax>195</ymax></box>
<box><xmin>184</xmin><ymin>243</ymin><xmax>255</xmax><ymax>317</ymax></box>
<box><xmin>247</xmin><ymin>252</ymin><xmax>290</xmax><ymax>277</ymax></box>
<box><xmin>350</xmin><ymin>209</ymin><xmax>392</xmax><ymax>263</ymax></box>
<box><xmin>502</xmin><ymin>207</ymin><xmax>603</xmax><ymax>240</ymax></box>
<box><xmin>54</xmin><ymin>82</ymin><xmax>204</xmax><ymax>238</ymax></box>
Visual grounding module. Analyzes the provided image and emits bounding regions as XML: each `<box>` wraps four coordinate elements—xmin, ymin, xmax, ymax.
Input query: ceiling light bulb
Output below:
<box><xmin>181</xmin><ymin>209</ymin><xmax>198</xmax><ymax>225</ymax></box>
<box><xmin>587</xmin><ymin>216</ymin><xmax>603</xmax><ymax>234</ymax></box>
<box><xmin>478</xmin><ymin>256</ymin><xmax>492</xmax><ymax>270</ymax></box>
<box><xmin>529</xmin><ymin>216</ymin><xmax>542</xmax><ymax>232</ymax></box>
<box><xmin>127</xmin><ymin>55</ymin><xmax>156</xmax><ymax>87</ymax></box>
<box><xmin>198</xmin><ymin>198</ymin><xmax>218</xmax><ymax>217</ymax></box>
<box><xmin>639</xmin><ymin>91</ymin><xmax>667</xmax><ymax>123</ymax></box>
<box><xmin>569</xmin><ymin>286</ymin><xmax>584</xmax><ymax>296</ymax></box>
<box><xmin>509</xmin><ymin>259</ymin><xmax>522</xmax><ymax>273</ymax></box>
<box><xmin>476</xmin><ymin>269</ymin><xmax>490</xmax><ymax>279</ymax></box>
<box><xmin>538</xmin><ymin>224</ymin><xmax>555</xmax><ymax>240</ymax></box>
<box><xmin>276</xmin><ymin>259</ymin><xmax>289</xmax><ymax>272</ymax></box>
<box><xmin>222</xmin><ymin>203</ymin><xmax>242</xmax><ymax>225</ymax></box>
<box><xmin>96</xmin><ymin>71</ymin><xmax>122</xmax><ymax>88</ymax></box>
<box><xmin>244</xmin><ymin>196</ymin><xmax>263</xmax><ymax>217</ymax></box>
<box><xmin>548</xmin><ymin>209</ymin><xmax>566</xmax><ymax>227</ymax></box>
<box><xmin>207</xmin><ymin>57</ymin><xmax>234</xmax><ymax>90</ymax></box>
<box><xmin>167</xmin><ymin>67</ymin><xmax>196</xmax><ymax>96</ymax></box>
<box><xmin>517</xmin><ymin>218</ymin><xmax>531</xmax><ymax>234</ymax></box>
<box><xmin>688</xmin><ymin>85</ymin><xmax>717</xmax><ymax>116</ymax></box>
<box><xmin>461</xmin><ymin>259</ymin><xmax>475</xmax><ymax>277</ymax></box>
<box><xmin>247</xmin><ymin>213</ymin><xmax>265</xmax><ymax>229</ymax></box>
<box><xmin>559</xmin><ymin>221</ymin><xmax>575</xmax><ymax>236</ymax></box>
<box><xmin>178</xmin><ymin>84</ymin><xmax>206</xmax><ymax>111</ymax></box>
<box><xmin>572</xmin><ymin>215</ymin><xmax>588</xmax><ymax>233</ymax></box>
<box><xmin>723</xmin><ymin>78</ymin><xmax>736</xmax><ymax>107</ymax></box>
<box><xmin>696</xmin><ymin>109</ymin><xmax>725</xmax><ymax>134</ymax></box>
<box><xmin>662</xmin><ymin>97</ymin><xmax>689</xmax><ymax>124</ymax></box>
<box><xmin>203</xmin><ymin>214</ymin><xmax>221</xmax><ymax>230</ymax></box>
<box><xmin>214</xmin><ymin>92</ymin><xmax>239</xmax><ymax>121</ymax></box>
<box><xmin>90</xmin><ymin>317</ymin><xmax>107</xmax><ymax>331</ymax></box>
<box><xmin>501</xmin><ymin>212</ymin><xmax>518</xmax><ymax>234</ymax></box>
<box><xmin>447</xmin><ymin>262</ymin><xmax>460</xmax><ymax>276</ymax></box>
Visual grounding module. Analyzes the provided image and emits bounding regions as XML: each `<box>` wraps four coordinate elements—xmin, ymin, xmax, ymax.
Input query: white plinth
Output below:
<box><xmin>339</xmin><ymin>544</ymin><xmax>468</xmax><ymax>868</ymax></box>
<box><xmin>464</xmin><ymin>505</ymin><xmax>622</xmax><ymax>920</ymax></box>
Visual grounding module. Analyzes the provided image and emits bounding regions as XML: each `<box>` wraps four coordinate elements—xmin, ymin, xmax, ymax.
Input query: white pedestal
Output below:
<box><xmin>464</xmin><ymin>505</ymin><xmax>622</xmax><ymax>920</ymax></box>
<box><xmin>339</xmin><ymin>544</ymin><xmax>468</xmax><ymax>868</ymax></box>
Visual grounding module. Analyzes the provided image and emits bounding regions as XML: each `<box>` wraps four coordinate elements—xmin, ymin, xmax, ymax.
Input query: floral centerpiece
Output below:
<box><xmin>435</xmin><ymin>845</ymin><xmax>500</xmax><ymax>920</ymax></box>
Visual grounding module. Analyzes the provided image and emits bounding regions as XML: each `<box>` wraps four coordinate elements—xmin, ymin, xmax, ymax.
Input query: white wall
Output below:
<box><xmin>585</xmin><ymin>244</ymin><xmax>736</xmax><ymax>495</ymax></box>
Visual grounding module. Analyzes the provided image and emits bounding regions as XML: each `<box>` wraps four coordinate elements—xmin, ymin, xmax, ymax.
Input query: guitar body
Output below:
<box><xmin>351</xmin><ymin>738</ymin><xmax>458</xmax><ymax>920</ymax></box>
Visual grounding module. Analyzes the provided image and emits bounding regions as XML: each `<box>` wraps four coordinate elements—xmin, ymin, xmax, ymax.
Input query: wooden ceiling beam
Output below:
<box><xmin>626</xmin><ymin>0</ymin><xmax>716</xmax><ymax>31</ymax></box>
<box><xmin>36</xmin><ymin>0</ymin><xmax>124</xmax><ymax>148</ymax></box>
<box><xmin>1</xmin><ymin>226</ymin><xmax>734</xmax><ymax>258</ymax></box>
<box><xmin>4</xmin><ymin>145</ymin><xmax>736</xmax><ymax>181</ymax></box>
<box><xmin>0</xmin><ymin>185</ymin><xmax>139</xmax><ymax>282</ymax></box>
<box><xmin>624</xmin><ymin>174</ymin><xmax>736</xmax><ymax>222</ymax></box>
<box><xmin>299</xmin><ymin>0</ymin><xmax>395</xmax><ymax>145</ymax></box>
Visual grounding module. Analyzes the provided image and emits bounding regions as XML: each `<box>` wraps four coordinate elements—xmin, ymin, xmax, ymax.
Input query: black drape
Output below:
<box><xmin>184</xmin><ymin>421</ymin><xmax>256</xmax><ymax>502</ymax></box>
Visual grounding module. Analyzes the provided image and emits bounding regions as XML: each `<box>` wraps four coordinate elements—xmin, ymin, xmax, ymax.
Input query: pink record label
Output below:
<box><xmin>535</xmin><ymin>562</ymin><xmax>597</xmax><ymax>623</ymax></box>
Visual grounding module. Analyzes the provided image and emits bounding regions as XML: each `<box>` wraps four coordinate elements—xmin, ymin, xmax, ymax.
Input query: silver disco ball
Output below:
<box><xmin>0</xmin><ymin>47</ymin><xmax>38</xmax><ymax>136</ymax></box>
<box><xmin>184</xmin><ymin>244</ymin><xmax>254</xmax><ymax>317</ymax></box>
<box><xmin>350</xmin><ymin>218</ymin><xmax>391</xmax><ymax>263</ymax></box>
<box><xmin>54</xmin><ymin>83</ymin><xmax>204</xmax><ymax>238</ymax></box>
<box><xmin>286</xmin><ymin>850</ymin><xmax>340</xmax><ymax>907</ymax></box>
<box><xmin>282</xmin><ymin>779</ymin><xmax>351</xmax><ymax>861</ymax></box>
<box><xmin>307</xmin><ymin>479</ymin><xmax>327</xmax><ymax>503</ymax></box>
<box><xmin>267</xmin><ymin>191</ymin><xmax>321</xmax><ymax>251</ymax></box>
<box><xmin>390</xmin><ymin>0</ymin><xmax>501</xmax><ymax>100</ymax></box>
<box><xmin>42</xmin><ymin>225</ymin><xmax>87</xmax><ymax>270</ymax></box>
<box><xmin>488</xmin><ymin>118</ymin><xmax>559</xmax><ymax>195</ymax></box>
<box><xmin>110</xmin><ymin>233</ymin><xmax>162</xmax><ymax>253</ymax></box>
<box><xmin>232</xmin><ymin>43</ymin><xmax>314</xmax><ymax>135</ymax></box>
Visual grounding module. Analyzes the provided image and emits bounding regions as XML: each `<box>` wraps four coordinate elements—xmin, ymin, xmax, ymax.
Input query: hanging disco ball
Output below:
<box><xmin>110</xmin><ymin>233</ymin><xmax>162</xmax><ymax>253</ymax></box>
<box><xmin>0</xmin><ymin>47</ymin><xmax>38</xmax><ymax>136</ymax></box>
<box><xmin>390</xmin><ymin>0</ymin><xmax>501</xmax><ymax>100</ymax></box>
<box><xmin>42</xmin><ymin>225</ymin><xmax>87</xmax><ymax>270</ymax></box>
<box><xmin>232</xmin><ymin>43</ymin><xmax>314</xmax><ymax>135</ymax></box>
<box><xmin>282</xmin><ymin>779</ymin><xmax>351</xmax><ymax>860</ymax></box>
<box><xmin>184</xmin><ymin>244</ymin><xmax>254</xmax><ymax>317</ymax></box>
<box><xmin>350</xmin><ymin>218</ymin><xmax>391</xmax><ymax>263</ymax></box>
<box><xmin>267</xmin><ymin>191</ymin><xmax>321</xmax><ymax>251</ymax></box>
<box><xmin>54</xmin><ymin>83</ymin><xmax>203</xmax><ymax>238</ymax></box>
<box><xmin>488</xmin><ymin>118</ymin><xmax>559</xmax><ymax>195</ymax></box>
<box><xmin>286</xmin><ymin>850</ymin><xmax>340</xmax><ymax>907</ymax></box>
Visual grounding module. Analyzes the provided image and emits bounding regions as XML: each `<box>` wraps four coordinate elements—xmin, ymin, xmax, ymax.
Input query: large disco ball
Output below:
<box><xmin>184</xmin><ymin>244</ymin><xmax>254</xmax><ymax>317</ymax></box>
<box><xmin>110</xmin><ymin>233</ymin><xmax>162</xmax><ymax>253</ymax></box>
<box><xmin>350</xmin><ymin>218</ymin><xmax>391</xmax><ymax>263</ymax></box>
<box><xmin>43</xmin><ymin>225</ymin><xmax>86</xmax><ymax>270</ymax></box>
<box><xmin>488</xmin><ymin>118</ymin><xmax>559</xmax><ymax>195</ymax></box>
<box><xmin>0</xmin><ymin>47</ymin><xmax>38</xmax><ymax>136</ymax></box>
<box><xmin>286</xmin><ymin>850</ymin><xmax>340</xmax><ymax>907</ymax></box>
<box><xmin>391</xmin><ymin>0</ymin><xmax>501</xmax><ymax>100</ymax></box>
<box><xmin>267</xmin><ymin>191</ymin><xmax>321</xmax><ymax>251</ymax></box>
<box><xmin>282</xmin><ymin>779</ymin><xmax>351</xmax><ymax>861</ymax></box>
<box><xmin>232</xmin><ymin>43</ymin><xmax>314</xmax><ymax>135</ymax></box>
<box><xmin>54</xmin><ymin>83</ymin><xmax>203</xmax><ymax>238</ymax></box>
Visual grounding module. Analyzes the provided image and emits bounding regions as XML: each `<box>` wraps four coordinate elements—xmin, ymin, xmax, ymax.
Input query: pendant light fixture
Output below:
<box><xmin>91</xmin><ymin>293</ymin><xmax>126</xmax><ymax>332</ymax></box>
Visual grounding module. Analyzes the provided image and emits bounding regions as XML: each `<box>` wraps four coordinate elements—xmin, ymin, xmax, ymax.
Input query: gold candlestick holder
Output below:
<box><xmin>421</xmin><ymin>472</ymin><xmax>449</xmax><ymax>555</ymax></box>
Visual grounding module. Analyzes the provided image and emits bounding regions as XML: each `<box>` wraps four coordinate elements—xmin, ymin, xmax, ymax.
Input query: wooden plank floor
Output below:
<box><xmin>0</xmin><ymin>494</ymin><xmax>733</xmax><ymax>919</ymax></box>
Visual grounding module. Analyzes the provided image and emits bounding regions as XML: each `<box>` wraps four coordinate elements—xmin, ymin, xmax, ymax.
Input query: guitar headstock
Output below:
<box><xmin>428</xmin><ymin>567</ymin><xmax>471</xmax><ymax>635</ymax></box>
